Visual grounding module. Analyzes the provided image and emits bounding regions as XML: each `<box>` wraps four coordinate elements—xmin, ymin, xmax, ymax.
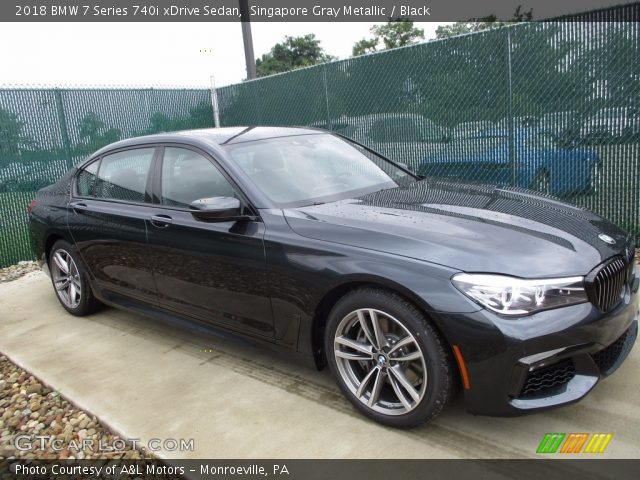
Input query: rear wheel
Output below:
<box><xmin>49</xmin><ymin>239</ymin><xmax>100</xmax><ymax>316</ymax></box>
<box><xmin>325</xmin><ymin>288</ymin><xmax>454</xmax><ymax>428</ymax></box>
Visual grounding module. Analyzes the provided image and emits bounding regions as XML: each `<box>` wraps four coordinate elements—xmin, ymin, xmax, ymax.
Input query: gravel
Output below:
<box><xmin>0</xmin><ymin>354</ymin><xmax>152</xmax><ymax>460</ymax></box>
<box><xmin>0</xmin><ymin>261</ymin><xmax>40</xmax><ymax>283</ymax></box>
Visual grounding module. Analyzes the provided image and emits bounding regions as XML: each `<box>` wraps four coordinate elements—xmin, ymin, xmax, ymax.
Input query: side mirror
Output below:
<box><xmin>189</xmin><ymin>196</ymin><xmax>242</xmax><ymax>221</ymax></box>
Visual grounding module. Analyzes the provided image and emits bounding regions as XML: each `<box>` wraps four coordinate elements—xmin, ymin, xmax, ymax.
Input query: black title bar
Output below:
<box><xmin>3</xmin><ymin>0</ymin><xmax>640</xmax><ymax>22</ymax></box>
<box><xmin>1</xmin><ymin>459</ymin><xmax>640</xmax><ymax>480</ymax></box>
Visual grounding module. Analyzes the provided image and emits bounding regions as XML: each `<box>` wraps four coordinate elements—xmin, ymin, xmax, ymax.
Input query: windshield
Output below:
<box><xmin>225</xmin><ymin>133</ymin><xmax>416</xmax><ymax>207</ymax></box>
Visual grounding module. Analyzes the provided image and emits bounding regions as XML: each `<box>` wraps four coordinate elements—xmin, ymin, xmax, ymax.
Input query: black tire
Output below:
<box><xmin>324</xmin><ymin>287</ymin><xmax>454</xmax><ymax>428</ymax></box>
<box><xmin>49</xmin><ymin>239</ymin><xmax>101</xmax><ymax>316</ymax></box>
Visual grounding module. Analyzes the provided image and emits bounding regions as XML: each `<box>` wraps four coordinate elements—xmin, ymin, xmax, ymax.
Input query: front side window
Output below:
<box><xmin>160</xmin><ymin>147</ymin><xmax>236</xmax><ymax>208</ymax></box>
<box><xmin>93</xmin><ymin>148</ymin><xmax>155</xmax><ymax>203</ymax></box>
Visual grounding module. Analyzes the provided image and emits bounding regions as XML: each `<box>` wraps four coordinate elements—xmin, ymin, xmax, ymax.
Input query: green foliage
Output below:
<box><xmin>435</xmin><ymin>6</ymin><xmax>533</xmax><ymax>39</ymax></box>
<box><xmin>256</xmin><ymin>34</ymin><xmax>334</xmax><ymax>77</ymax></box>
<box><xmin>75</xmin><ymin>112</ymin><xmax>121</xmax><ymax>155</ymax></box>
<box><xmin>187</xmin><ymin>103</ymin><xmax>215</xmax><ymax>128</ymax></box>
<box><xmin>148</xmin><ymin>112</ymin><xmax>175</xmax><ymax>133</ymax></box>
<box><xmin>0</xmin><ymin>108</ymin><xmax>36</xmax><ymax>163</ymax></box>
<box><xmin>352</xmin><ymin>38</ymin><xmax>378</xmax><ymax>57</ymax></box>
<box><xmin>352</xmin><ymin>19</ymin><xmax>424</xmax><ymax>56</ymax></box>
<box><xmin>371</xmin><ymin>20</ymin><xmax>425</xmax><ymax>49</ymax></box>
<box><xmin>141</xmin><ymin>102</ymin><xmax>214</xmax><ymax>135</ymax></box>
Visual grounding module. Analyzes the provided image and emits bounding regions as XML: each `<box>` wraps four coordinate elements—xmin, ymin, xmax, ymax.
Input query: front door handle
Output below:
<box><xmin>70</xmin><ymin>201</ymin><xmax>88</xmax><ymax>213</ymax></box>
<box><xmin>150</xmin><ymin>214</ymin><xmax>173</xmax><ymax>228</ymax></box>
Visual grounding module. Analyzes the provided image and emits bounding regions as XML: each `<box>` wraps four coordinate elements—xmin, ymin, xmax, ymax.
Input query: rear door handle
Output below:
<box><xmin>150</xmin><ymin>214</ymin><xmax>173</xmax><ymax>228</ymax></box>
<box><xmin>70</xmin><ymin>201</ymin><xmax>88</xmax><ymax>213</ymax></box>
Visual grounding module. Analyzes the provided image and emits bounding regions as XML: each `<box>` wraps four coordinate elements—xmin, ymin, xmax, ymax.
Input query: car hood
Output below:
<box><xmin>283</xmin><ymin>178</ymin><xmax>634</xmax><ymax>277</ymax></box>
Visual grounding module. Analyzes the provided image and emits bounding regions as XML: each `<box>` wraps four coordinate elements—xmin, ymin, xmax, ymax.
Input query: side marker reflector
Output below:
<box><xmin>452</xmin><ymin>345</ymin><xmax>471</xmax><ymax>390</ymax></box>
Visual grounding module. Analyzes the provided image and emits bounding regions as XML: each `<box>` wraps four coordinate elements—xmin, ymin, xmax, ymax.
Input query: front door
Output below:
<box><xmin>146</xmin><ymin>146</ymin><xmax>273</xmax><ymax>338</ymax></box>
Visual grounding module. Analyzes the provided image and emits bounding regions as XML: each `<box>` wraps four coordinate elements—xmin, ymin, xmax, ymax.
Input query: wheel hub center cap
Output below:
<box><xmin>377</xmin><ymin>354</ymin><xmax>388</xmax><ymax>367</ymax></box>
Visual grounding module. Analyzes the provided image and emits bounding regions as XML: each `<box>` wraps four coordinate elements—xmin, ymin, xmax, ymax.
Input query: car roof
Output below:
<box><xmin>88</xmin><ymin>126</ymin><xmax>324</xmax><ymax>158</ymax></box>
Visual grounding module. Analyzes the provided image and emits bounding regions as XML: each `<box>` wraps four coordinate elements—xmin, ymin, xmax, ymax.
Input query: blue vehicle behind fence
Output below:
<box><xmin>417</xmin><ymin>128</ymin><xmax>601</xmax><ymax>196</ymax></box>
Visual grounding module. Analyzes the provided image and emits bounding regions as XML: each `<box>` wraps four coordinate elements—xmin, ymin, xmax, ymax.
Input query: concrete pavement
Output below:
<box><xmin>1</xmin><ymin>272</ymin><xmax>639</xmax><ymax>459</ymax></box>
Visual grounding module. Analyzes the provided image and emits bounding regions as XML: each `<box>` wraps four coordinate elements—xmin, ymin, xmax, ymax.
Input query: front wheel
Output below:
<box><xmin>49</xmin><ymin>239</ymin><xmax>100</xmax><ymax>316</ymax></box>
<box><xmin>325</xmin><ymin>288</ymin><xmax>455</xmax><ymax>428</ymax></box>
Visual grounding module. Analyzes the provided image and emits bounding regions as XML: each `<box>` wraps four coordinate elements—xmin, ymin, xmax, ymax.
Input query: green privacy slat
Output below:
<box><xmin>0</xmin><ymin>88</ymin><xmax>212</xmax><ymax>267</ymax></box>
<box><xmin>218</xmin><ymin>13</ymin><xmax>639</xmax><ymax>247</ymax></box>
<box><xmin>1</xmin><ymin>6</ymin><xmax>639</xmax><ymax>268</ymax></box>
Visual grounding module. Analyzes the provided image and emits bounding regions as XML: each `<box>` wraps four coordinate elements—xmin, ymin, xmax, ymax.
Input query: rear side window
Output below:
<box><xmin>94</xmin><ymin>148</ymin><xmax>155</xmax><ymax>203</ymax></box>
<box><xmin>76</xmin><ymin>161</ymin><xmax>99</xmax><ymax>196</ymax></box>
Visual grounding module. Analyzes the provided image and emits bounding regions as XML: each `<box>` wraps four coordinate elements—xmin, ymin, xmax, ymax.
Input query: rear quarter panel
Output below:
<box><xmin>28</xmin><ymin>170</ymin><xmax>75</xmax><ymax>264</ymax></box>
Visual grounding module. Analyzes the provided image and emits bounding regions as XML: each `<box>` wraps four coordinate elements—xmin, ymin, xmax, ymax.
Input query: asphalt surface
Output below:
<box><xmin>1</xmin><ymin>272</ymin><xmax>638</xmax><ymax>459</ymax></box>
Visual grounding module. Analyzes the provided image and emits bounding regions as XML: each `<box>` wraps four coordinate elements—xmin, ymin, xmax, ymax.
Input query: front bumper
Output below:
<box><xmin>438</xmin><ymin>283</ymin><xmax>639</xmax><ymax>416</ymax></box>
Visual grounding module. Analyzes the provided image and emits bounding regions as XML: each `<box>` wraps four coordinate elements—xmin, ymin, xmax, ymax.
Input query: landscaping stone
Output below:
<box><xmin>0</xmin><ymin>355</ymin><xmax>153</xmax><ymax>459</ymax></box>
<box><xmin>0</xmin><ymin>261</ymin><xmax>39</xmax><ymax>283</ymax></box>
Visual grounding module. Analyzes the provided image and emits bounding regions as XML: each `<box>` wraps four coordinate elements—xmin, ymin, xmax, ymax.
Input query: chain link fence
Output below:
<box><xmin>0</xmin><ymin>5</ymin><xmax>639</xmax><ymax>267</ymax></box>
<box><xmin>218</xmin><ymin>8</ymin><xmax>640</xmax><ymax>246</ymax></box>
<box><xmin>0</xmin><ymin>88</ymin><xmax>211</xmax><ymax>266</ymax></box>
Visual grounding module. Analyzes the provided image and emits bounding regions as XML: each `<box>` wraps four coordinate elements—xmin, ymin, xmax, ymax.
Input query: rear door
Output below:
<box><xmin>68</xmin><ymin>146</ymin><xmax>158</xmax><ymax>305</ymax></box>
<box><xmin>145</xmin><ymin>145</ymin><xmax>273</xmax><ymax>338</ymax></box>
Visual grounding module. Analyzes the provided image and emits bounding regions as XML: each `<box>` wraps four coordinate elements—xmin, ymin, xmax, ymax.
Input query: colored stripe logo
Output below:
<box><xmin>537</xmin><ymin>433</ymin><xmax>613</xmax><ymax>454</ymax></box>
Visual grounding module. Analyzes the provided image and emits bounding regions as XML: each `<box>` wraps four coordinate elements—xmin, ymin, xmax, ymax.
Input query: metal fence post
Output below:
<box><xmin>210</xmin><ymin>75</ymin><xmax>220</xmax><ymax>128</ymax></box>
<box><xmin>322</xmin><ymin>64</ymin><xmax>332</xmax><ymax>130</ymax></box>
<box><xmin>505</xmin><ymin>29</ymin><xmax>516</xmax><ymax>186</ymax></box>
<box><xmin>53</xmin><ymin>89</ymin><xmax>73</xmax><ymax>169</ymax></box>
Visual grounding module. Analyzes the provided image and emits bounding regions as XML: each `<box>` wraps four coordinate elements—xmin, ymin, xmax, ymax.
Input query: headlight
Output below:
<box><xmin>452</xmin><ymin>273</ymin><xmax>588</xmax><ymax>316</ymax></box>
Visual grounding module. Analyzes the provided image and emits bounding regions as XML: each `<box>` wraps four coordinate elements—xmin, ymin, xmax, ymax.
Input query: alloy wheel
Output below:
<box><xmin>333</xmin><ymin>308</ymin><xmax>427</xmax><ymax>416</ymax></box>
<box><xmin>51</xmin><ymin>249</ymin><xmax>82</xmax><ymax>309</ymax></box>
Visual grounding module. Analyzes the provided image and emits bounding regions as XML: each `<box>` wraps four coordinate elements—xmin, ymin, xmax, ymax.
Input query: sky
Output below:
<box><xmin>0</xmin><ymin>0</ymin><xmax>626</xmax><ymax>89</ymax></box>
<box><xmin>0</xmin><ymin>22</ymin><xmax>445</xmax><ymax>89</ymax></box>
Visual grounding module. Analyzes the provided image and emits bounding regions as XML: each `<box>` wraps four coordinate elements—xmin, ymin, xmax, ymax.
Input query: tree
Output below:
<box><xmin>352</xmin><ymin>38</ymin><xmax>378</xmax><ymax>57</ymax></box>
<box><xmin>147</xmin><ymin>112</ymin><xmax>175</xmax><ymax>134</ymax></box>
<box><xmin>77</xmin><ymin>112</ymin><xmax>106</xmax><ymax>141</ymax></box>
<box><xmin>255</xmin><ymin>34</ymin><xmax>334</xmax><ymax>77</ymax></box>
<box><xmin>371</xmin><ymin>20</ymin><xmax>425</xmax><ymax>49</ymax></box>
<box><xmin>0</xmin><ymin>108</ymin><xmax>36</xmax><ymax>160</ymax></box>
<box><xmin>142</xmin><ymin>102</ymin><xmax>214</xmax><ymax>135</ymax></box>
<box><xmin>352</xmin><ymin>19</ymin><xmax>424</xmax><ymax>56</ymax></box>
<box><xmin>75</xmin><ymin>112</ymin><xmax>121</xmax><ymax>154</ymax></box>
<box><xmin>435</xmin><ymin>6</ymin><xmax>533</xmax><ymax>39</ymax></box>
